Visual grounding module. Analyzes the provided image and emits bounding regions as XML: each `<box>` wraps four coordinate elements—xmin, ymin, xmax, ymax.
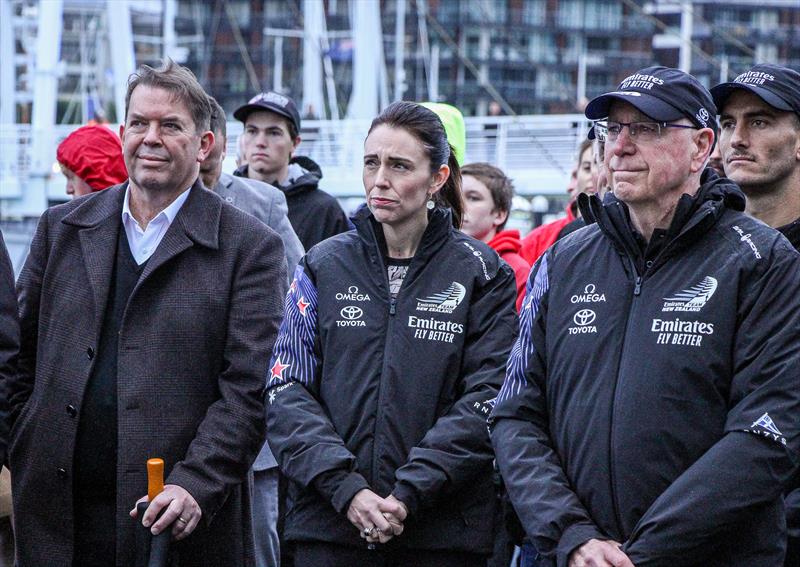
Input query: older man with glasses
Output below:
<box><xmin>491</xmin><ymin>66</ymin><xmax>800</xmax><ymax>567</ymax></box>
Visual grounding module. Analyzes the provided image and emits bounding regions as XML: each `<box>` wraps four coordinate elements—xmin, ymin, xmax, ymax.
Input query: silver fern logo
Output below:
<box><xmin>662</xmin><ymin>276</ymin><xmax>718</xmax><ymax>312</ymax></box>
<box><xmin>416</xmin><ymin>282</ymin><xmax>467</xmax><ymax>314</ymax></box>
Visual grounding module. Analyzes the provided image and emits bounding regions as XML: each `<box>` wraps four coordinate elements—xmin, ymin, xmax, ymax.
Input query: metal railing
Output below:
<box><xmin>0</xmin><ymin>113</ymin><xmax>588</xmax><ymax>217</ymax></box>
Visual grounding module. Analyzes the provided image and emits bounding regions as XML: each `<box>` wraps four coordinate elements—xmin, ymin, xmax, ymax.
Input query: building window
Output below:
<box><xmin>528</xmin><ymin>32</ymin><xmax>557</xmax><ymax>64</ymax></box>
<box><xmin>522</xmin><ymin>0</ymin><xmax>546</xmax><ymax>26</ymax></box>
<box><xmin>585</xmin><ymin>2</ymin><xmax>621</xmax><ymax>30</ymax></box>
<box><xmin>556</xmin><ymin>0</ymin><xmax>584</xmax><ymax>29</ymax></box>
<box><xmin>752</xmin><ymin>9</ymin><xmax>778</xmax><ymax>28</ymax></box>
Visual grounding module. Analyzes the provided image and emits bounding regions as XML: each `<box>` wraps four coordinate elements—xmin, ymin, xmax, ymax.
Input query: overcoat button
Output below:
<box><xmin>86</xmin><ymin>347</ymin><xmax>95</xmax><ymax>360</ymax></box>
<box><xmin>57</xmin><ymin>468</ymin><xmax>68</xmax><ymax>479</ymax></box>
<box><xmin>66</xmin><ymin>404</ymin><xmax>77</xmax><ymax>418</ymax></box>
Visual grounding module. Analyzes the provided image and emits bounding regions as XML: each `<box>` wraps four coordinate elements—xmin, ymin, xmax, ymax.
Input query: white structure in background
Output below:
<box><xmin>0</xmin><ymin>0</ymin><xmax>583</xmax><ymax>224</ymax></box>
<box><xmin>346</xmin><ymin>0</ymin><xmax>389</xmax><ymax>119</ymax></box>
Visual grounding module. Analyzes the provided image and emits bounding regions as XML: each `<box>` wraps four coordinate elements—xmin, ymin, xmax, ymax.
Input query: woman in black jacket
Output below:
<box><xmin>265</xmin><ymin>102</ymin><xmax>518</xmax><ymax>566</ymax></box>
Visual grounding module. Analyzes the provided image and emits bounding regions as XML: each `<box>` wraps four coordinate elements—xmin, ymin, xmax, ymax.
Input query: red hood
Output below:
<box><xmin>57</xmin><ymin>125</ymin><xmax>128</xmax><ymax>191</ymax></box>
<box><xmin>488</xmin><ymin>229</ymin><xmax>523</xmax><ymax>255</ymax></box>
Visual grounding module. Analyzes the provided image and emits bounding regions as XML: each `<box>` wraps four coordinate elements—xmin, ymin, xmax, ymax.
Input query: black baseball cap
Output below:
<box><xmin>711</xmin><ymin>64</ymin><xmax>800</xmax><ymax>116</ymax></box>
<box><xmin>233</xmin><ymin>91</ymin><xmax>301</xmax><ymax>133</ymax></box>
<box><xmin>585</xmin><ymin>66</ymin><xmax>717</xmax><ymax>132</ymax></box>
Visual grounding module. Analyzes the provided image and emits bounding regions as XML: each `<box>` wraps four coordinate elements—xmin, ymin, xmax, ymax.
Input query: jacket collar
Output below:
<box><xmin>580</xmin><ymin>169</ymin><xmax>745</xmax><ymax>267</ymax></box>
<box><xmin>62</xmin><ymin>178</ymin><xmax>222</xmax><ymax>249</ymax></box>
<box><xmin>352</xmin><ymin>205</ymin><xmax>453</xmax><ymax>262</ymax></box>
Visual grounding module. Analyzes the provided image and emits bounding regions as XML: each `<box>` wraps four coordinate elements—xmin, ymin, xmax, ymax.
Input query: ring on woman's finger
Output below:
<box><xmin>363</xmin><ymin>527</ymin><xmax>374</xmax><ymax>537</ymax></box>
<box><xmin>177</xmin><ymin>516</ymin><xmax>188</xmax><ymax>525</ymax></box>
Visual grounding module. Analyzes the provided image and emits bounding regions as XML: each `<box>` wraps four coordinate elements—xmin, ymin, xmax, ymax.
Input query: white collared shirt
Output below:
<box><xmin>121</xmin><ymin>185</ymin><xmax>191</xmax><ymax>265</ymax></box>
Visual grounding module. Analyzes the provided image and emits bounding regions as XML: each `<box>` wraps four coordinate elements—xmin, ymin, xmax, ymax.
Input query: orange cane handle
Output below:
<box><xmin>147</xmin><ymin>458</ymin><xmax>165</xmax><ymax>502</ymax></box>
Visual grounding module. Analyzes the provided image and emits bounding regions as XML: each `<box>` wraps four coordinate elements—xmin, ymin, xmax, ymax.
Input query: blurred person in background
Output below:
<box><xmin>233</xmin><ymin>91</ymin><xmax>350</xmax><ymax>250</ymax></box>
<box><xmin>520</xmin><ymin>139</ymin><xmax>594</xmax><ymax>264</ymax></box>
<box><xmin>461</xmin><ymin>162</ymin><xmax>530</xmax><ymax>311</ymax></box>
<box><xmin>557</xmin><ymin>126</ymin><xmax>612</xmax><ymax>241</ymax></box>
<box><xmin>712</xmin><ymin>63</ymin><xmax>800</xmax><ymax>567</ymax></box>
<box><xmin>265</xmin><ymin>101</ymin><xmax>517</xmax><ymax>566</ymax></box>
<box><xmin>200</xmin><ymin>95</ymin><xmax>303</xmax><ymax>567</ymax></box>
<box><xmin>57</xmin><ymin>124</ymin><xmax>128</xmax><ymax>198</ymax></box>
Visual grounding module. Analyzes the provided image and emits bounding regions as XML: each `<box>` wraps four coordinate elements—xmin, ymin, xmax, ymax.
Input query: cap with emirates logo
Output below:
<box><xmin>585</xmin><ymin>66</ymin><xmax>717</xmax><ymax>132</ymax></box>
<box><xmin>710</xmin><ymin>64</ymin><xmax>800</xmax><ymax>117</ymax></box>
<box><xmin>233</xmin><ymin>91</ymin><xmax>301</xmax><ymax>132</ymax></box>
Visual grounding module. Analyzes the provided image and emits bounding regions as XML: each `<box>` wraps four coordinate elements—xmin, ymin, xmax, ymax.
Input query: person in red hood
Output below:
<box><xmin>56</xmin><ymin>124</ymin><xmax>128</xmax><ymax>198</ymax></box>
<box><xmin>519</xmin><ymin>138</ymin><xmax>595</xmax><ymax>264</ymax></box>
<box><xmin>461</xmin><ymin>162</ymin><xmax>530</xmax><ymax>311</ymax></box>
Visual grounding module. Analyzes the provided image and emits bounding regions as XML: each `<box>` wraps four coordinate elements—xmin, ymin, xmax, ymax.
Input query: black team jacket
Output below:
<box><xmin>491</xmin><ymin>171</ymin><xmax>800</xmax><ymax>567</ymax></box>
<box><xmin>265</xmin><ymin>206</ymin><xmax>518</xmax><ymax>554</ymax></box>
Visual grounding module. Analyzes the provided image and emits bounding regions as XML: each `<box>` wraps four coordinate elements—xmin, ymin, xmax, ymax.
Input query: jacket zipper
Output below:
<box><xmin>605</xmin><ymin>211</ymin><xmax>712</xmax><ymax>537</ymax></box>
<box><xmin>370</xmin><ymin>250</ymin><xmax>413</xmax><ymax>497</ymax></box>
<box><xmin>607</xmin><ymin>254</ymin><xmax>642</xmax><ymax>538</ymax></box>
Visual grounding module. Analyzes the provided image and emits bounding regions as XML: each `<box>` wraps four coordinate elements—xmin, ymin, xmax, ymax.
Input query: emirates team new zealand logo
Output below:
<box><xmin>662</xmin><ymin>276</ymin><xmax>717</xmax><ymax>313</ymax></box>
<box><xmin>416</xmin><ymin>282</ymin><xmax>466</xmax><ymax>314</ymax></box>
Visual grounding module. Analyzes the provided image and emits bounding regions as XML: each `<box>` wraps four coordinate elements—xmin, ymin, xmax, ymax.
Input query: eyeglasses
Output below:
<box><xmin>594</xmin><ymin>121</ymin><xmax>697</xmax><ymax>143</ymax></box>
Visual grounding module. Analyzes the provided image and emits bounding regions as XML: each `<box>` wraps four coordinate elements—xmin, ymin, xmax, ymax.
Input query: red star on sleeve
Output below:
<box><xmin>270</xmin><ymin>357</ymin><xmax>291</xmax><ymax>381</ymax></box>
<box><xmin>296</xmin><ymin>296</ymin><xmax>310</xmax><ymax>315</ymax></box>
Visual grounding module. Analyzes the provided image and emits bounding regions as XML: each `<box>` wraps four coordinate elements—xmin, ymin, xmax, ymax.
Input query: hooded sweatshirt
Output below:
<box><xmin>519</xmin><ymin>204</ymin><xmax>576</xmax><ymax>265</ymax></box>
<box><xmin>234</xmin><ymin>156</ymin><xmax>351</xmax><ymax>250</ymax></box>
<box><xmin>488</xmin><ymin>229</ymin><xmax>531</xmax><ymax>311</ymax></box>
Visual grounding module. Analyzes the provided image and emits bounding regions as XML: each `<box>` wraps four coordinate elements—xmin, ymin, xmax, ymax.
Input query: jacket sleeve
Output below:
<box><xmin>624</xmin><ymin>243</ymin><xmax>800</xmax><ymax>565</ymax></box>
<box><xmin>0</xmin><ymin>231</ymin><xmax>19</xmax><ymax>460</ymax></box>
<box><xmin>265</xmin><ymin>261</ymin><xmax>370</xmax><ymax>515</ymax></box>
<box><xmin>267</xmin><ymin>189</ymin><xmax>305</xmax><ymax>283</ymax></box>
<box><xmin>490</xmin><ymin>252</ymin><xmax>608</xmax><ymax>567</ymax></box>
<box><xmin>165</xmin><ymin>227</ymin><xmax>287</xmax><ymax>523</ymax></box>
<box><xmin>391</xmin><ymin>261</ymin><xmax>518</xmax><ymax>516</ymax></box>
<box><xmin>10</xmin><ymin>211</ymin><xmax>50</xmax><ymax>424</ymax></box>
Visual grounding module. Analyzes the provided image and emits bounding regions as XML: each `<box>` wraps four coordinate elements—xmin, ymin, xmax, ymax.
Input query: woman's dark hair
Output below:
<box><xmin>368</xmin><ymin>101</ymin><xmax>463</xmax><ymax>228</ymax></box>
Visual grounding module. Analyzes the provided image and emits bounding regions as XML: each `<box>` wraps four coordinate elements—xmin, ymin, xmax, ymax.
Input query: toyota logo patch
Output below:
<box><xmin>573</xmin><ymin>309</ymin><xmax>596</xmax><ymax>326</ymax></box>
<box><xmin>340</xmin><ymin>306</ymin><xmax>363</xmax><ymax>320</ymax></box>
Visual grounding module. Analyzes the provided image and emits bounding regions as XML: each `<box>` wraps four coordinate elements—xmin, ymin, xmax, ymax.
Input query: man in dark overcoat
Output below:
<box><xmin>8</xmin><ymin>59</ymin><xmax>286</xmax><ymax>566</ymax></box>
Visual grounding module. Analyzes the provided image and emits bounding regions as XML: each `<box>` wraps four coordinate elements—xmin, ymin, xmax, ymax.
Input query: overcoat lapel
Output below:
<box><xmin>133</xmin><ymin>180</ymin><xmax>221</xmax><ymax>295</ymax></box>
<box><xmin>62</xmin><ymin>183</ymin><xmax>126</xmax><ymax>336</ymax></box>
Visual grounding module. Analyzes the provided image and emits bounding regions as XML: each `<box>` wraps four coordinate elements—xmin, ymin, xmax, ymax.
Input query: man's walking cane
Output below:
<box><xmin>134</xmin><ymin>458</ymin><xmax>171</xmax><ymax>567</ymax></box>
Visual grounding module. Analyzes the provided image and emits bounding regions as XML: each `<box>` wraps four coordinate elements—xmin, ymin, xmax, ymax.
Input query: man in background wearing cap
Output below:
<box><xmin>712</xmin><ymin>63</ymin><xmax>800</xmax><ymax>567</ymax></box>
<box><xmin>491</xmin><ymin>66</ymin><xmax>800</xmax><ymax>567</ymax></box>
<box><xmin>201</xmin><ymin>95</ymin><xmax>303</xmax><ymax>567</ymax></box>
<box><xmin>57</xmin><ymin>124</ymin><xmax>128</xmax><ymax>198</ymax></box>
<box><xmin>233</xmin><ymin>91</ymin><xmax>350</xmax><ymax>250</ymax></box>
<box><xmin>712</xmin><ymin>64</ymin><xmax>800</xmax><ymax>251</ymax></box>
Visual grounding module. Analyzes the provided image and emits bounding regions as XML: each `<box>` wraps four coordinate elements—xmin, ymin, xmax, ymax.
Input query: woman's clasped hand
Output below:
<box><xmin>347</xmin><ymin>489</ymin><xmax>408</xmax><ymax>544</ymax></box>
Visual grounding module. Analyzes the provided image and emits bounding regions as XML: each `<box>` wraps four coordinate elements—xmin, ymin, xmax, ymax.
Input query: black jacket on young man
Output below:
<box><xmin>234</xmin><ymin>156</ymin><xmax>351</xmax><ymax>250</ymax></box>
<box><xmin>491</xmin><ymin>171</ymin><xmax>800</xmax><ymax>567</ymax></box>
<box><xmin>266</xmin><ymin>206</ymin><xmax>518</xmax><ymax>554</ymax></box>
